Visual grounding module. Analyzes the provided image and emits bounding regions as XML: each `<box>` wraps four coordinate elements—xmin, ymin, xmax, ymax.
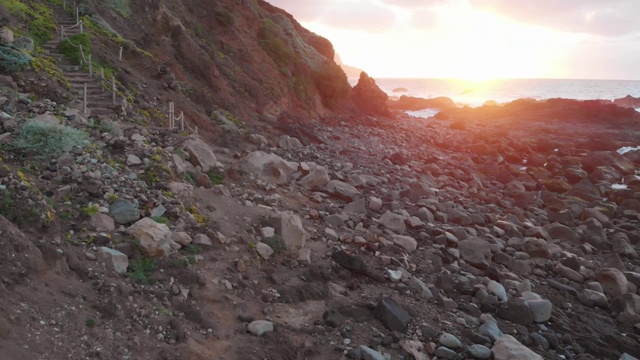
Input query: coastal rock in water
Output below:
<box><xmin>351</xmin><ymin>72</ymin><xmax>390</xmax><ymax>117</ymax></box>
<box><xmin>388</xmin><ymin>95</ymin><xmax>456</xmax><ymax>111</ymax></box>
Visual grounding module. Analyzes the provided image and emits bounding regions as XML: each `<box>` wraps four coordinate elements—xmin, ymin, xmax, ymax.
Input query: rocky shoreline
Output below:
<box><xmin>2</xmin><ymin>86</ymin><xmax>640</xmax><ymax>359</ymax></box>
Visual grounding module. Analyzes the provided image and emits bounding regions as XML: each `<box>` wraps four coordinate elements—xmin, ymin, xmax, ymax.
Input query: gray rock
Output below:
<box><xmin>373</xmin><ymin>296</ymin><xmax>412</xmax><ymax>332</ymax></box>
<box><xmin>458</xmin><ymin>237</ymin><xmax>492</xmax><ymax>269</ymax></box>
<box><xmin>98</xmin><ymin>247</ymin><xmax>128</xmax><ymax>274</ymax></box>
<box><xmin>171</xmin><ymin>232</ymin><xmax>193</xmax><ymax>246</ymax></box>
<box><xmin>487</xmin><ymin>280</ymin><xmax>508</xmax><ymax>302</ymax></box>
<box><xmin>247</xmin><ymin>320</ymin><xmax>273</xmax><ymax>336</ymax></box>
<box><xmin>193</xmin><ymin>233</ymin><xmax>213</xmax><ymax>246</ymax></box>
<box><xmin>498</xmin><ymin>299</ymin><xmax>533</xmax><ymax>326</ymax></box>
<box><xmin>344</xmin><ymin>198</ymin><xmax>366</xmax><ymax>214</ymax></box>
<box><xmin>109</xmin><ymin>199</ymin><xmax>140</xmax><ymax>224</ymax></box>
<box><xmin>126</xmin><ymin>217</ymin><xmax>173</xmax><ymax>257</ymax></box>
<box><xmin>596</xmin><ymin>267</ymin><xmax>629</xmax><ymax>298</ymax></box>
<box><xmin>479</xmin><ymin>315</ymin><xmax>503</xmax><ymax>342</ymax></box>
<box><xmin>32</xmin><ymin>114</ymin><xmax>59</xmax><ymax>125</ymax></box>
<box><xmin>409</xmin><ymin>277</ymin><xmax>433</xmax><ymax>299</ymax></box>
<box><xmin>183</xmin><ymin>137</ymin><xmax>217</xmax><ymax>172</ymax></box>
<box><xmin>620</xmin><ymin>354</ymin><xmax>640</xmax><ymax>360</ymax></box>
<box><xmin>578</xmin><ymin>288</ymin><xmax>609</xmax><ymax>308</ymax></box>
<box><xmin>369</xmin><ymin>196</ymin><xmax>383</xmax><ymax>212</ymax></box>
<box><xmin>272</xmin><ymin>211</ymin><xmax>307</xmax><ymax>251</ymax></box>
<box><xmin>255</xmin><ymin>243</ymin><xmax>274</xmax><ymax>260</ymax></box>
<box><xmin>126</xmin><ymin>154</ymin><xmax>142</xmax><ymax>166</ymax></box>
<box><xmin>359</xmin><ymin>346</ymin><xmax>386</xmax><ymax>360</ymax></box>
<box><xmin>379</xmin><ymin>211</ymin><xmax>406</xmax><ymax>234</ymax></box>
<box><xmin>439</xmin><ymin>333</ymin><xmax>462</xmax><ymax>348</ymax></box>
<box><xmin>434</xmin><ymin>347</ymin><xmax>458</xmax><ymax>359</ymax></box>
<box><xmin>392</xmin><ymin>235</ymin><xmax>417</xmax><ymax>252</ymax></box>
<box><xmin>298</xmin><ymin>165</ymin><xmax>330</xmax><ymax>189</ymax></box>
<box><xmin>528</xmin><ymin>299</ymin><xmax>553</xmax><ymax>323</ymax></box>
<box><xmin>492</xmin><ymin>334</ymin><xmax>543</xmax><ymax>360</ymax></box>
<box><xmin>90</xmin><ymin>213</ymin><xmax>115</xmax><ymax>232</ymax></box>
<box><xmin>326</xmin><ymin>180</ymin><xmax>362</xmax><ymax>202</ymax></box>
<box><xmin>241</xmin><ymin>151</ymin><xmax>295</xmax><ymax>184</ymax></box>
<box><xmin>0</xmin><ymin>27</ymin><xmax>14</xmax><ymax>45</ymax></box>
<box><xmin>278</xmin><ymin>135</ymin><xmax>302</xmax><ymax>149</ymax></box>
<box><xmin>468</xmin><ymin>344</ymin><xmax>492</xmax><ymax>359</ymax></box>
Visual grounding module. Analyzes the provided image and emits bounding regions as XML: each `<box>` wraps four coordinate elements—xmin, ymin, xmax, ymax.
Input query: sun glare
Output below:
<box><xmin>300</xmin><ymin>3</ymin><xmax>574</xmax><ymax>80</ymax></box>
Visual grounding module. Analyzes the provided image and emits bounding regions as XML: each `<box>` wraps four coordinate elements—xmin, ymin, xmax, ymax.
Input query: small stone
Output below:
<box><xmin>373</xmin><ymin>296</ymin><xmax>412</xmax><ymax>332</ymax></box>
<box><xmin>359</xmin><ymin>345</ymin><xmax>386</xmax><ymax>360</ymax></box>
<box><xmin>298</xmin><ymin>248</ymin><xmax>311</xmax><ymax>265</ymax></box>
<box><xmin>193</xmin><ymin>233</ymin><xmax>213</xmax><ymax>246</ymax></box>
<box><xmin>255</xmin><ymin>243</ymin><xmax>274</xmax><ymax>260</ymax></box>
<box><xmin>492</xmin><ymin>334</ymin><xmax>543</xmax><ymax>360</ymax></box>
<box><xmin>369</xmin><ymin>197</ymin><xmax>383</xmax><ymax>212</ymax></box>
<box><xmin>98</xmin><ymin>247</ymin><xmax>129</xmax><ymax>274</ymax></box>
<box><xmin>488</xmin><ymin>280</ymin><xmax>508</xmax><ymax>302</ymax></box>
<box><xmin>439</xmin><ymin>333</ymin><xmax>461</xmax><ymax>348</ymax></box>
<box><xmin>468</xmin><ymin>344</ymin><xmax>492</xmax><ymax>359</ymax></box>
<box><xmin>126</xmin><ymin>154</ymin><xmax>142</xmax><ymax>166</ymax></box>
<box><xmin>434</xmin><ymin>347</ymin><xmax>457</xmax><ymax>359</ymax></box>
<box><xmin>247</xmin><ymin>320</ymin><xmax>273</xmax><ymax>336</ymax></box>
<box><xmin>528</xmin><ymin>299</ymin><xmax>553</xmax><ymax>323</ymax></box>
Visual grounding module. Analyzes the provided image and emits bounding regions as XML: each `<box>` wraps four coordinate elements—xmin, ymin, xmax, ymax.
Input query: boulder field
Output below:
<box><xmin>1</xmin><ymin>91</ymin><xmax>640</xmax><ymax>359</ymax></box>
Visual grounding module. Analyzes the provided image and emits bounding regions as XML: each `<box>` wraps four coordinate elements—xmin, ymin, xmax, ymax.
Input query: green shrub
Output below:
<box><xmin>128</xmin><ymin>257</ymin><xmax>157</xmax><ymax>285</ymax></box>
<box><xmin>57</xmin><ymin>33</ymin><xmax>91</xmax><ymax>66</ymax></box>
<box><xmin>0</xmin><ymin>46</ymin><xmax>31</xmax><ymax>73</ymax></box>
<box><xmin>184</xmin><ymin>170</ymin><xmax>197</xmax><ymax>186</ymax></box>
<box><xmin>150</xmin><ymin>216</ymin><xmax>169</xmax><ymax>224</ymax></box>
<box><xmin>184</xmin><ymin>244</ymin><xmax>203</xmax><ymax>255</ymax></box>
<box><xmin>1</xmin><ymin>0</ymin><xmax>56</xmax><ymax>45</ymax></box>
<box><xmin>207</xmin><ymin>170</ymin><xmax>224</xmax><ymax>185</ymax></box>
<box><xmin>214</xmin><ymin>9</ymin><xmax>234</xmax><ymax>27</ymax></box>
<box><xmin>258</xmin><ymin>19</ymin><xmax>297</xmax><ymax>68</ymax></box>
<box><xmin>85</xmin><ymin>318</ymin><xmax>97</xmax><ymax>327</ymax></box>
<box><xmin>105</xmin><ymin>0</ymin><xmax>131</xmax><ymax>17</ymax></box>
<box><xmin>12</xmin><ymin>121</ymin><xmax>88</xmax><ymax>159</ymax></box>
<box><xmin>263</xmin><ymin>235</ymin><xmax>285</xmax><ymax>253</ymax></box>
<box><xmin>312</xmin><ymin>61</ymin><xmax>350</xmax><ymax>109</ymax></box>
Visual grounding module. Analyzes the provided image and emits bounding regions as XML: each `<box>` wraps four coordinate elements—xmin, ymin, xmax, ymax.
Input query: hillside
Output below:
<box><xmin>1</xmin><ymin>1</ymin><xmax>640</xmax><ymax>360</ymax></box>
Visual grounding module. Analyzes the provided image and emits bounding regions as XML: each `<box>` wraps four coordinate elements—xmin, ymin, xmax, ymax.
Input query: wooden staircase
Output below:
<box><xmin>43</xmin><ymin>7</ymin><xmax>115</xmax><ymax>117</ymax></box>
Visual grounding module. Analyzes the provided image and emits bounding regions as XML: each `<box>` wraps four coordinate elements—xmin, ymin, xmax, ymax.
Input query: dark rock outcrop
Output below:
<box><xmin>388</xmin><ymin>95</ymin><xmax>456</xmax><ymax>111</ymax></box>
<box><xmin>351</xmin><ymin>72</ymin><xmax>390</xmax><ymax>117</ymax></box>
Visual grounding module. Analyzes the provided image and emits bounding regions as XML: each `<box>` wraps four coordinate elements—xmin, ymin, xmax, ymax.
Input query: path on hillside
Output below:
<box><xmin>43</xmin><ymin>6</ymin><xmax>115</xmax><ymax>117</ymax></box>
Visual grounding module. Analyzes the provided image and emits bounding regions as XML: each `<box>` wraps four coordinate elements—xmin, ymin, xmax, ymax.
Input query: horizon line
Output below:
<box><xmin>352</xmin><ymin>76</ymin><xmax>640</xmax><ymax>82</ymax></box>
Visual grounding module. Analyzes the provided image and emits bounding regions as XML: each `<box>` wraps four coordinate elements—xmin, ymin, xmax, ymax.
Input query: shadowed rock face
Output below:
<box><xmin>387</xmin><ymin>95</ymin><xmax>456</xmax><ymax>111</ymax></box>
<box><xmin>351</xmin><ymin>72</ymin><xmax>391</xmax><ymax>117</ymax></box>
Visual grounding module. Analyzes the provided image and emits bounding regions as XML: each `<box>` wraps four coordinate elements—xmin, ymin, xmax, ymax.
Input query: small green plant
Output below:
<box><xmin>184</xmin><ymin>170</ymin><xmax>197</xmax><ymax>186</ymax></box>
<box><xmin>12</xmin><ymin>121</ymin><xmax>88</xmax><ymax>159</ymax></box>
<box><xmin>85</xmin><ymin>318</ymin><xmax>97</xmax><ymax>328</ymax></box>
<box><xmin>263</xmin><ymin>236</ymin><xmax>286</xmax><ymax>253</ymax></box>
<box><xmin>258</xmin><ymin>19</ymin><xmax>298</xmax><ymax>69</ymax></box>
<box><xmin>150</xmin><ymin>216</ymin><xmax>169</xmax><ymax>224</ymax></box>
<box><xmin>214</xmin><ymin>8</ymin><xmax>235</xmax><ymax>27</ymax></box>
<box><xmin>128</xmin><ymin>256</ymin><xmax>157</xmax><ymax>285</ymax></box>
<box><xmin>187</xmin><ymin>206</ymin><xmax>207</xmax><ymax>224</ymax></box>
<box><xmin>184</xmin><ymin>244</ymin><xmax>203</xmax><ymax>255</ymax></box>
<box><xmin>168</xmin><ymin>258</ymin><xmax>189</xmax><ymax>268</ymax></box>
<box><xmin>105</xmin><ymin>0</ymin><xmax>131</xmax><ymax>17</ymax></box>
<box><xmin>0</xmin><ymin>46</ymin><xmax>31</xmax><ymax>73</ymax></box>
<box><xmin>82</xmin><ymin>204</ymin><xmax>99</xmax><ymax>216</ymax></box>
<box><xmin>207</xmin><ymin>170</ymin><xmax>224</xmax><ymax>185</ymax></box>
<box><xmin>155</xmin><ymin>307</ymin><xmax>172</xmax><ymax>316</ymax></box>
<box><xmin>0</xmin><ymin>189</ymin><xmax>15</xmax><ymax>218</ymax></box>
<box><xmin>57</xmin><ymin>33</ymin><xmax>91</xmax><ymax>66</ymax></box>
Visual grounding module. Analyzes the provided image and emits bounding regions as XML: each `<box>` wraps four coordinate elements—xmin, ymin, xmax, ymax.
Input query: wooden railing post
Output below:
<box><xmin>119</xmin><ymin>47</ymin><xmax>123</xmax><ymax>61</ymax></box>
<box><xmin>112</xmin><ymin>76</ymin><xmax>116</xmax><ymax>105</ymax></box>
<box><xmin>88</xmin><ymin>55</ymin><xmax>92</xmax><ymax>77</ymax></box>
<box><xmin>83</xmin><ymin>82</ymin><xmax>87</xmax><ymax>114</ymax></box>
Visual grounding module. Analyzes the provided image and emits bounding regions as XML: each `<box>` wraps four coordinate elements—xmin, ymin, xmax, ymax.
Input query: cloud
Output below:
<box><xmin>267</xmin><ymin>0</ymin><xmax>397</xmax><ymax>32</ymax></box>
<box><xmin>469</xmin><ymin>0</ymin><xmax>640</xmax><ymax>36</ymax></box>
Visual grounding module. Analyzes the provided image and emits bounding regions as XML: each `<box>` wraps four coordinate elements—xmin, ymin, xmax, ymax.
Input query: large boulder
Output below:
<box><xmin>326</xmin><ymin>180</ymin><xmax>362</xmax><ymax>202</ymax></box>
<box><xmin>298</xmin><ymin>165</ymin><xmax>330</xmax><ymax>189</ymax></box>
<box><xmin>596</xmin><ymin>268</ymin><xmax>629</xmax><ymax>298</ymax></box>
<box><xmin>458</xmin><ymin>237</ymin><xmax>492</xmax><ymax>269</ymax></box>
<box><xmin>109</xmin><ymin>199</ymin><xmax>140</xmax><ymax>225</ymax></box>
<box><xmin>567</xmin><ymin>178</ymin><xmax>601</xmax><ymax>202</ymax></box>
<box><xmin>240</xmin><ymin>151</ymin><xmax>296</xmax><ymax>184</ymax></box>
<box><xmin>126</xmin><ymin>217</ymin><xmax>173</xmax><ymax>257</ymax></box>
<box><xmin>183</xmin><ymin>137</ymin><xmax>217</xmax><ymax>172</ymax></box>
<box><xmin>351</xmin><ymin>72</ymin><xmax>390</xmax><ymax>117</ymax></box>
<box><xmin>379</xmin><ymin>211</ymin><xmax>406</xmax><ymax>234</ymax></box>
<box><xmin>272</xmin><ymin>211</ymin><xmax>307</xmax><ymax>251</ymax></box>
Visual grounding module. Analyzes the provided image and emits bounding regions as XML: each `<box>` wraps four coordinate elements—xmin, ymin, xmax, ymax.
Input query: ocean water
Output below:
<box><xmin>362</xmin><ymin>78</ymin><xmax>640</xmax><ymax>109</ymax></box>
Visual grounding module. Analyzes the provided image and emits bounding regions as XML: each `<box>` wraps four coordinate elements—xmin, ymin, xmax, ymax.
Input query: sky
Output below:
<box><xmin>267</xmin><ymin>0</ymin><xmax>640</xmax><ymax>80</ymax></box>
